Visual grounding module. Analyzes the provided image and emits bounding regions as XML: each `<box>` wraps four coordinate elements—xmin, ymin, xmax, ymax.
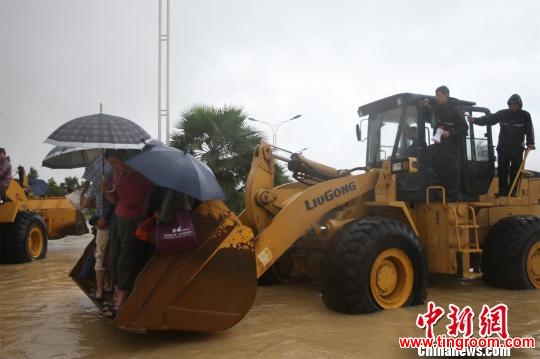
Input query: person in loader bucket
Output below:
<box><xmin>424</xmin><ymin>86</ymin><xmax>468</xmax><ymax>200</ymax></box>
<box><xmin>101</xmin><ymin>150</ymin><xmax>153</xmax><ymax>318</ymax></box>
<box><xmin>82</xmin><ymin>176</ymin><xmax>115</xmax><ymax>301</ymax></box>
<box><xmin>469</xmin><ymin>94</ymin><xmax>535</xmax><ymax>197</ymax></box>
<box><xmin>0</xmin><ymin>147</ymin><xmax>12</xmax><ymax>201</ymax></box>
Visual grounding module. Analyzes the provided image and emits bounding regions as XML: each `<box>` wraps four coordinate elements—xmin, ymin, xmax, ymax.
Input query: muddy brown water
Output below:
<box><xmin>1</xmin><ymin>235</ymin><xmax>538</xmax><ymax>358</ymax></box>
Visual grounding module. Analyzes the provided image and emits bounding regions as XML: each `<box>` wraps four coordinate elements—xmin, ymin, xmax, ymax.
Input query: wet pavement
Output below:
<box><xmin>1</xmin><ymin>235</ymin><xmax>539</xmax><ymax>358</ymax></box>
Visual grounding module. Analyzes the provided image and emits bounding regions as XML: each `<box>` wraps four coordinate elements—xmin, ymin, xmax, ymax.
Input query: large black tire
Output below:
<box><xmin>0</xmin><ymin>223</ymin><xmax>6</xmax><ymax>262</ymax></box>
<box><xmin>2</xmin><ymin>211</ymin><xmax>48</xmax><ymax>264</ymax></box>
<box><xmin>322</xmin><ymin>217</ymin><xmax>427</xmax><ymax>314</ymax></box>
<box><xmin>482</xmin><ymin>216</ymin><xmax>540</xmax><ymax>289</ymax></box>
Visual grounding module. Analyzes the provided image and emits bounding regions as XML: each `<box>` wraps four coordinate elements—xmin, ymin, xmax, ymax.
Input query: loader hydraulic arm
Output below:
<box><xmin>241</xmin><ymin>144</ymin><xmax>276</xmax><ymax>232</ymax></box>
<box><xmin>242</xmin><ymin>143</ymin><xmax>360</xmax><ymax>233</ymax></box>
<box><xmin>253</xmin><ymin>171</ymin><xmax>378</xmax><ymax>277</ymax></box>
<box><xmin>241</xmin><ymin>143</ymin><xmax>380</xmax><ymax>277</ymax></box>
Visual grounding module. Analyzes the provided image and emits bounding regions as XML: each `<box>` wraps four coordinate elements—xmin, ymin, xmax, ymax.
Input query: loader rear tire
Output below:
<box><xmin>2</xmin><ymin>211</ymin><xmax>48</xmax><ymax>264</ymax></box>
<box><xmin>322</xmin><ymin>217</ymin><xmax>427</xmax><ymax>314</ymax></box>
<box><xmin>482</xmin><ymin>216</ymin><xmax>540</xmax><ymax>289</ymax></box>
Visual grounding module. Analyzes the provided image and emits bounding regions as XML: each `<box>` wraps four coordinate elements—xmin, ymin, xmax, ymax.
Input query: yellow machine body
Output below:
<box><xmin>27</xmin><ymin>197</ymin><xmax>85</xmax><ymax>239</ymax></box>
<box><xmin>69</xmin><ymin>95</ymin><xmax>540</xmax><ymax>332</ymax></box>
<box><xmin>1</xmin><ymin>178</ymin><xmax>88</xmax><ymax>263</ymax></box>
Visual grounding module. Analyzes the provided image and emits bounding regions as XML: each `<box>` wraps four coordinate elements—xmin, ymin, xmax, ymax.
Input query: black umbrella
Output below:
<box><xmin>125</xmin><ymin>144</ymin><xmax>225</xmax><ymax>201</ymax></box>
<box><xmin>42</xmin><ymin>146</ymin><xmax>103</xmax><ymax>169</ymax></box>
<box><xmin>44</xmin><ymin>113</ymin><xmax>150</xmax><ymax>149</ymax></box>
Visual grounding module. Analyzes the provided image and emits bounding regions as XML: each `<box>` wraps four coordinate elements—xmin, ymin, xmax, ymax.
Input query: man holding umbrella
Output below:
<box><xmin>101</xmin><ymin>150</ymin><xmax>153</xmax><ymax>317</ymax></box>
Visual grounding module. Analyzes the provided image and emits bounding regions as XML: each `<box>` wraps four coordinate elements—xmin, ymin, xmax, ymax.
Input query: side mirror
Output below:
<box><xmin>356</xmin><ymin>118</ymin><xmax>368</xmax><ymax>142</ymax></box>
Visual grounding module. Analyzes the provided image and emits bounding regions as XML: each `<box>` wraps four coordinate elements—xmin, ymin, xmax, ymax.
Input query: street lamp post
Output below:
<box><xmin>248</xmin><ymin>114</ymin><xmax>302</xmax><ymax>146</ymax></box>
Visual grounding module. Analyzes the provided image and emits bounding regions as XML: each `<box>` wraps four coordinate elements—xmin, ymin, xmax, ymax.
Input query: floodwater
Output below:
<box><xmin>1</xmin><ymin>235</ymin><xmax>539</xmax><ymax>359</ymax></box>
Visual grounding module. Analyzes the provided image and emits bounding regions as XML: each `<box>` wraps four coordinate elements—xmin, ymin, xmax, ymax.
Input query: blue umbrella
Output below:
<box><xmin>125</xmin><ymin>144</ymin><xmax>225</xmax><ymax>201</ymax></box>
<box><xmin>29</xmin><ymin>178</ymin><xmax>49</xmax><ymax>196</ymax></box>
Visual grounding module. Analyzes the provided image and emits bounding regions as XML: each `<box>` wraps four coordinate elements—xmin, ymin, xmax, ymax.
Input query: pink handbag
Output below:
<box><xmin>155</xmin><ymin>210</ymin><xmax>198</xmax><ymax>253</ymax></box>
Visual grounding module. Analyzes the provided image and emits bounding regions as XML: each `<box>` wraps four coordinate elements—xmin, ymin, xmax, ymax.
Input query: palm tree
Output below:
<box><xmin>171</xmin><ymin>105</ymin><xmax>288</xmax><ymax>212</ymax></box>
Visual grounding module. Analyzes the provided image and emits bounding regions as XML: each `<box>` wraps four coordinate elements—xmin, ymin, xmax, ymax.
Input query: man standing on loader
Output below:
<box><xmin>0</xmin><ymin>147</ymin><xmax>12</xmax><ymax>201</ymax></box>
<box><xmin>469</xmin><ymin>94</ymin><xmax>535</xmax><ymax>196</ymax></box>
<box><xmin>425</xmin><ymin>86</ymin><xmax>468</xmax><ymax>200</ymax></box>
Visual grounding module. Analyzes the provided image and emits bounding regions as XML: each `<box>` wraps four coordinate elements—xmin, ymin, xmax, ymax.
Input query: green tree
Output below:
<box><xmin>171</xmin><ymin>105</ymin><xmax>288</xmax><ymax>212</ymax></box>
<box><xmin>46</xmin><ymin>178</ymin><xmax>62</xmax><ymax>197</ymax></box>
<box><xmin>63</xmin><ymin>176</ymin><xmax>80</xmax><ymax>193</ymax></box>
<box><xmin>28</xmin><ymin>167</ymin><xmax>39</xmax><ymax>180</ymax></box>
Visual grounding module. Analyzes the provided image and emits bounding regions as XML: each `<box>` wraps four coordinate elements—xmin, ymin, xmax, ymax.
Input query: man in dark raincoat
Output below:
<box><xmin>469</xmin><ymin>94</ymin><xmax>535</xmax><ymax>196</ymax></box>
<box><xmin>425</xmin><ymin>86</ymin><xmax>468</xmax><ymax>200</ymax></box>
<box><xmin>0</xmin><ymin>147</ymin><xmax>12</xmax><ymax>201</ymax></box>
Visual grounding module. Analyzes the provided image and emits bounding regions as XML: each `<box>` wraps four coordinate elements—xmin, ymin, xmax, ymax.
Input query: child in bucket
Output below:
<box><xmin>82</xmin><ymin>176</ymin><xmax>115</xmax><ymax>301</ymax></box>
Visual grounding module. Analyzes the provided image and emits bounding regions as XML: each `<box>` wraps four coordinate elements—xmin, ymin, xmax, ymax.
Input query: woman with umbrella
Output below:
<box><xmin>43</xmin><ymin>111</ymin><xmax>158</xmax><ymax>317</ymax></box>
<box><xmin>100</xmin><ymin>149</ymin><xmax>153</xmax><ymax>317</ymax></box>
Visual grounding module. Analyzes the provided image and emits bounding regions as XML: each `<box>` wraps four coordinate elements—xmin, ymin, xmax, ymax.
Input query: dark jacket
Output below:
<box><xmin>433</xmin><ymin>98</ymin><xmax>468</xmax><ymax>146</ymax></box>
<box><xmin>0</xmin><ymin>156</ymin><xmax>12</xmax><ymax>192</ymax></box>
<box><xmin>474</xmin><ymin>95</ymin><xmax>534</xmax><ymax>151</ymax></box>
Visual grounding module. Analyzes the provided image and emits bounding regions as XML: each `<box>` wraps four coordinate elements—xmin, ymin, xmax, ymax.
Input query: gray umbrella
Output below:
<box><xmin>125</xmin><ymin>144</ymin><xmax>225</xmax><ymax>201</ymax></box>
<box><xmin>42</xmin><ymin>146</ymin><xmax>103</xmax><ymax>169</ymax></box>
<box><xmin>44</xmin><ymin>113</ymin><xmax>150</xmax><ymax>149</ymax></box>
<box><xmin>82</xmin><ymin>155</ymin><xmax>113</xmax><ymax>183</ymax></box>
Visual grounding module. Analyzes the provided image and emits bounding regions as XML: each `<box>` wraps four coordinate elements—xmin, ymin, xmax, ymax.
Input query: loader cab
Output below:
<box><xmin>357</xmin><ymin>93</ymin><xmax>495</xmax><ymax>202</ymax></box>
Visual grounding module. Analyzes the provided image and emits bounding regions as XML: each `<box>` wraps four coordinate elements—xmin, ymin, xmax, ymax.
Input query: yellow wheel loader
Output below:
<box><xmin>0</xmin><ymin>174</ymin><xmax>88</xmax><ymax>264</ymax></box>
<box><xmin>71</xmin><ymin>93</ymin><xmax>540</xmax><ymax>333</ymax></box>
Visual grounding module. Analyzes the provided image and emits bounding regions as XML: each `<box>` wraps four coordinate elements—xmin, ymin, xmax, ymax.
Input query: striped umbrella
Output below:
<box><xmin>82</xmin><ymin>155</ymin><xmax>113</xmax><ymax>183</ymax></box>
<box><xmin>44</xmin><ymin>113</ymin><xmax>150</xmax><ymax>149</ymax></box>
<box><xmin>42</xmin><ymin>146</ymin><xmax>103</xmax><ymax>169</ymax></box>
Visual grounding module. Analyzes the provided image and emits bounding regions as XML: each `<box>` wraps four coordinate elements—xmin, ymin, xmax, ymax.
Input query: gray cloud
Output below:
<box><xmin>1</xmin><ymin>0</ymin><xmax>539</xmax><ymax>181</ymax></box>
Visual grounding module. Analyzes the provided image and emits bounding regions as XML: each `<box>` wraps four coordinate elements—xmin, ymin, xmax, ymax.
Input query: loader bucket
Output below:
<box><xmin>71</xmin><ymin>200</ymin><xmax>258</xmax><ymax>332</ymax></box>
<box><xmin>28</xmin><ymin>197</ymin><xmax>89</xmax><ymax>238</ymax></box>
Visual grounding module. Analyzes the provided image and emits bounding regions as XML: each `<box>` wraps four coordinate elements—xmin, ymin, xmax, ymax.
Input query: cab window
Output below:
<box><xmin>366</xmin><ymin>105</ymin><xmax>417</xmax><ymax>166</ymax></box>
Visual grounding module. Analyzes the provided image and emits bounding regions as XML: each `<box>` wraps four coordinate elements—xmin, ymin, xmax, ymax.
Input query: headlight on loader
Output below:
<box><xmin>390</xmin><ymin>158</ymin><xmax>417</xmax><ymax>174</ymax></box>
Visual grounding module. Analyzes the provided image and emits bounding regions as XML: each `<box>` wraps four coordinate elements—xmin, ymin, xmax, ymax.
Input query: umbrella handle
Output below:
<box><xmin>102</xmin><ymin>148</ymin><xmax>106</xmax><ymax>181</ymax></box>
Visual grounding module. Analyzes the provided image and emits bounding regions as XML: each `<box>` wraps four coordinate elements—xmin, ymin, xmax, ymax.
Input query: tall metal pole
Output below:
<box><xmin>274</xmin><ymin>114</ymin><xmax>301</xmax><ymax>146</ymax></box>
<box><xmin>157</xmin><ymin>0</ymin><xmax>162</xmax><ymax>142</ymax></box>
<box><xmin>158</xmin><ymin>0</ymin><xmax>170</xmax><ymax>144</ymax></box>
<box><xmin>165</xmin><ymin>0</ymin><xmax>170</xmax><ymax>145</ymax></box>
<box><xmin>248</xmin><ymin>115</ymin><xmax>302</xmax><ymax>146</ymax></box>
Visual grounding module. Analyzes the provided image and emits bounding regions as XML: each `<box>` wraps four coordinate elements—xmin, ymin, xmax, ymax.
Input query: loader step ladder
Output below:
<box><xmin>425</xmin><ymin>186</ymin><xmax>483</xmax><ymax>279</ymax></box>
<box><xmin>449</xmin><ymin>204</ymin><xmax>482</xmax><ymax>279</ymax></box>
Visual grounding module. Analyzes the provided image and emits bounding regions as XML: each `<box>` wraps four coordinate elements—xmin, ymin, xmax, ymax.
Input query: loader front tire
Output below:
<box><xmin>2</xmin><ymin>211</ymin><xmax>48</xmax><ymax>264</ymax></box>
<box><xmin>258</xmin><ymin>248</ymin><xmax>305</xmax><ymax>285</ymax></box>
<box><xmin>482</xmin><ymin>216</ymin><xmax>540</xmax><ymax>289</ymax></box>
<box><xmin>322</xmin><ymin>217</ymin><xmax>426</xmax><ymax>314</ymax></box>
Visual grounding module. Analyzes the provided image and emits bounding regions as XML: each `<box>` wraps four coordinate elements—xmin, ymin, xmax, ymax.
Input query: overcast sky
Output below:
<box><xmin>1</xmin><ymin>0</ymin><xmax>539</xmax><ymax>182</ymax></box>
